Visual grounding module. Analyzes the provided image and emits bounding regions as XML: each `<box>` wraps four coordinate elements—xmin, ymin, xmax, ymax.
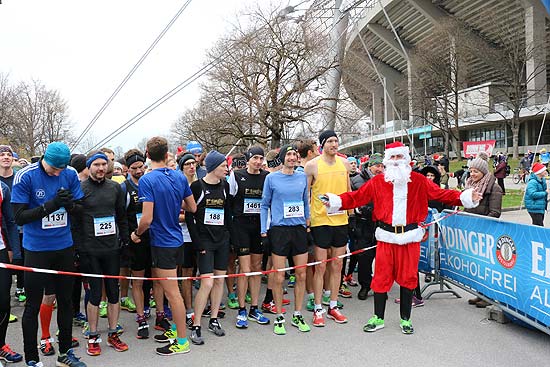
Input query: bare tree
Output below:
<box><xmin>172</xmin><ymin>6</ymin><xmax>337</xmax><ymax>150</ymax></box>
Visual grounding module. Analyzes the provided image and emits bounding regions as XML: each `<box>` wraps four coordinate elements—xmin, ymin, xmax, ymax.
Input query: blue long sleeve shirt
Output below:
<box><xmin>260</xmin><ymin>171</ymin><xmax>309</xmax><ymax>234</ymax></box>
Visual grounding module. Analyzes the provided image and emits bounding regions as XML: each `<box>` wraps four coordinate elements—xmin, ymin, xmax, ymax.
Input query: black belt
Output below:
<box><xmin>376</xmin><ymin>222</ymin><xmax>418</xmax><ymax>234</ymax></box>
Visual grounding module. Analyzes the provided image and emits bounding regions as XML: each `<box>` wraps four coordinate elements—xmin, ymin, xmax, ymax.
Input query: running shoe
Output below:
<box><xmin>282</xmin><ymin>298</ymin><xmax>290</xmax><ymax>305</ymax></box>
<box><xmin>81</xmin><ymin>323</ymin><xmax>90</xmax><ymax>339</ymax></box>
<box><xmin>154</xmin><ymin>329</ymin><xmax>176</xmax><ymax>343</ymax></box>
<box><xmin>312</xmin><ymin>309</ymin><xmax>325</xmax><ymax>327</ymax></box>
<box><xmin>273</xmin><ymin>316</ymin><xmax>286</xmax><ymax>335</ymax></box>
<box><xmin>193</xmin><ymin>279</ymin><xmax>201</xmax><ymax>290</ymax></box>
<box><xmin>261</xmin><ymin>301</ymin><xmax>286</xmax><ymax>314</ymax></box>
<box><xmin>144</xmin><ymin>307</ymin><xmax>151</xmax><ymax>319</ymax></box>
<box><xmin>400</xmin><ymin>319</ymin><xmax>414</xmax><ymax>335</ymax></box>
<box><xmin>137</xmin><ymin>320</ymin><xmax>149</xmax><ymax>339</ymax></box>
<box><xmin>186</xmin><ymin>314</ymin><xmax>194</xmax><ymax>330</ymax></box>
<box><xmin>26</xmin><ymin>362</ymin><xmax>44</xmax><ymax>367</ymax></box>
<box><xmin>8</xmin><ymin>314</ymin><xmax>17</xmax><ymax>323</ymax></box>
<box><xmin>321</xmin><ymin>295</ymin><xmax>344</xmax><ymax>308</ymax></box>
<box><xmin>343</xmin><ymin>274</ymin><xmax>358</xmax><ymax>287</ymax></box>
<box><xmin>15</xmin><ymin>288</ymin><xmax>26</xmax><ymax>302</ymax></box>
<box><xmin>235</xmin><ymin>309</ymin><xmax>248</xmax><ymax>329</ymax></box>
<box><xmin>338</xmin><ymin>284</ymin><xmax>352</xmax><ymax>298</ymax></box>
<box><xmin>115</xmin><ymin>323</ymin><xmax>124</xmax><ymax>335</ymax></box>
<box><xmin>219</xmin><ymin>302</ymin><xmax>226</xmax><ymax>310</ymax></box>
<box><xmin>245</xmin><ymin>292</ymin><xmax>251</xmax><ymax>304</ymax></box>
<box><xmin>327</xmin><ymin>307</ymin><xmax>348</xmax><ymax>323</ymax></box>
<box><xmin>164</xmin><ymin>305</ymin><xmax>173</xmax><ymax>320</ymax></box>
<box><xmin>0</xmin><ymin>344</ymin><xmax>23</xmax><ymax>363</ymax></box>
<box><xmin>39</xmin><ymin>337</ymin><xmax>55</xmax><ymax>356</ymax></box>
<box><xmin>208</xmin><ymin>319</ymin><xmax>225</xmax><ymax>336</ymax></box>
<box><xmin>73</xmin><ymin>312</ymin><xmax>87</xmax><ymax>327</ymax></box>
<box><xmin>227</xmin><ymin>293</ymin><xmax>239</xmax><ymax>309</ymax></box>
<box><xmin>156</xmin><ymin>339</ymin><xmax>190</xmax><ymax>356</ymax></box>
<box><xmin>56</xmin><ymin>349</ymin><xmax>87</xmax><ymax>367</ymax></box>
<box><xmin>201</xmin><ymin>306</ymin><xmax>225</xmax><ymax>318</ymax></box>
<box><xmin>98</xmin><ymin>301</ymin><xmax>107</xmax><ymax>318</ymax></box>
<box><xmin>363</xmin><ymin>315</ymin><xmax>384</xmax><ymax>332</ymax></box>
<box><xmin>287</xmin><ymin>275</ymin><xmax>296</xmax><ymax>288</ymax></box>
<box><xmin>190</xmin><ymin>326</ymin><xmax>204</xmax><ymax>345</ymax></box>
<box><xmin>412</xmin><ymin>296</ymin><xmax>425</xmax><ymax>308</ymax></box>
<box><xmin>107</xmin><ymin>333</ymin><xmax>128</xmax><ymax>352</ymax></box>
<box><xmin>149</xmin><ymin>297</ymin><xmax>157</xmax><ymax>308</ymax></box>
<box><xmin>120</xmin><ymin>298</ymin><xmax>136</xmax><ymax>313</ymax></box>
<box><xmin>155</xmin><ymin>316</ymin><xmax>171</xmax><ymax>332</ymax></box>
<box><xmin>86</xmin><ymin>335</ymin><xmax>101</xmax><ymax>356</ymax></box>
<box><xmin>53</xmin><ymin>329</ymin><xmax>79</xmax><ymax>347</ymax></box>
<box><xmin>291</xmin><ymin>314</ymin><xmax>310</xmax><ymax>332</ymax></box>
<box><xmin>248</xmin><ymin>308</ymin><xmax>270</xmax><ymax>324</ymax></box>
<box><xmin>306</xmin><ymin>297</ymin><xmax>315</xmax><ymax>312</ymax></box>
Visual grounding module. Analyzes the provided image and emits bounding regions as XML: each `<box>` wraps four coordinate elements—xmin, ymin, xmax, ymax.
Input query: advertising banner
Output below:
<box><xmin>438</xmin><ymin>212</ymin><xmax>550</xmax><ymax>327</ymax></box>
<box><xmin>462</xmin><ymin>140</ymin><xmax>496</xmax><ymax>158</ymax></box>
<box><xmin>418</xmin><ymin>208</ymin><xmax>438</xmax><ymax>273</ymax></box>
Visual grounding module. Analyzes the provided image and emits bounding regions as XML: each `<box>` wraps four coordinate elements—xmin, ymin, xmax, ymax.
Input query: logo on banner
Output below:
<box><xmin>496</xmin><ymin>235</ymin><xmax>517</xmax><ymax>269</ymax></box>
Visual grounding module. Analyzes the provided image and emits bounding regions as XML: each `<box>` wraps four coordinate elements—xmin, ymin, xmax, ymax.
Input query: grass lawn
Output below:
<box><xmin>449</xmin><ymin>158</ymin><xmax>521</xmax><ymax>174</ymax></box>
<box><xmin>502</xmin><ymin>189</ymin><xmax>525</xmax><ymax>208</ymax></box>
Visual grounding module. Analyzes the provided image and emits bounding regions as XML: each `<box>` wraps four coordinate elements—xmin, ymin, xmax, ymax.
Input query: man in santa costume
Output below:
<box><xmin>323</xmin><ymin>142</ymin><xmax>481</xmax><ymax>334</ymax></box>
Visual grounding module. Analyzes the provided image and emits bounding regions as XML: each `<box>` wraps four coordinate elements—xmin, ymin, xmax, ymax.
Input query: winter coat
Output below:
<box><xmin>464</xmin><ymin>175</ymin><xmax>502</xmax><ymax>218</ymax></box>
<box><xmin>494</xmin><ymin>161</ymin><xmax>507</xmax><ymax>179</ymax></box>
<box><xmin>525</xmin><ymin>173</ymin><xmax>548</xmax><ymax>214</ymax></box>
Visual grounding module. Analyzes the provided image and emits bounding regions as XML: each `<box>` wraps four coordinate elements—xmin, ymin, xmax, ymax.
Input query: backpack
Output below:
<box><xmin>505</xmin><ymin>164</ymin><xmax>511</xmax><ymax>176</ymax></box>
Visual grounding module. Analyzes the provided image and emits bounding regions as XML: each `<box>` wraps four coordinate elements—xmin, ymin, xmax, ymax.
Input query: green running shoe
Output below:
<box><xmin>245</xmin><ymin>292</ymin><xmax>252</xmax><ymax>304</ymax></box>
<box><xmin>156</xmin><ymin>339</ymin><xmax>190</xmax><ymax>356</ymax></box>
<box><xmin>227</xmin><ymin>293</ymin><xmax>239</xmax><ymax>309</ymax></box>
<box><xmin>273</xmin><ymin>316</ymin><xmax>286</xmax><ymax>335</ymax></box>
<box><xmin>321</xmin><ymin>295</ymin><xmax>343</xmax><ymax>308</ymax></box>
<box><xmin>291</xmin><ymin>314</ymin><xmax>310</xmax><ymax>332</ymax></box>
<box><xmin>363</xmin><ymin>315</ymin><xmax>384</xmax><ymax>332</ymax></box>
<box><xmin>15</xmin><ymin>289</ymin><xmax>26</xmax><ymax>303</ymax></box>
<box><xmin>120</xmin><ymin>297</ymin><xmax>136</xmax><ymax>313</ymax></box>
<box><xmin>400</xmin><ymin>319</ymin><xmax>414</xmax><ymax>335</ymax></box>
<box><xmin>306</xmin><ymin>297</ymin><xmax>315</xmax><ymax>312</ymax></box>
<box><xmin>99</xmin><ymin>301</ymin><xmax>108</xmax><ymax>318</ymax></box>
<box><xmin>8</xmin><ymin>314</ymin><xmax>17</xmax><ymax>323</ymax></box>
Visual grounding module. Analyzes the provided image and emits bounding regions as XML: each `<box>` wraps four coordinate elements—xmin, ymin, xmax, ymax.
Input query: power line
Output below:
<box><xmin>71</xmin><ymin>0</ymin><xmax>193</xmax><ymax>149</ymax></box>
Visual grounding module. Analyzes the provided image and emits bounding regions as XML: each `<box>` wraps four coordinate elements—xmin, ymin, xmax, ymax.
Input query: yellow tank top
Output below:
<box><xmin>311</xmin><ymin>157</ymin><xmax>348</xmax><ymax>227</ymax></box>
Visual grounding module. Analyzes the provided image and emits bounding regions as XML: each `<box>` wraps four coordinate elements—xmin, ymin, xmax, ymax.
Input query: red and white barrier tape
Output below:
<box><xmin>0</xmin><ymin>210</ymin><xmax>459</xmax><ymax>281</ymax></box>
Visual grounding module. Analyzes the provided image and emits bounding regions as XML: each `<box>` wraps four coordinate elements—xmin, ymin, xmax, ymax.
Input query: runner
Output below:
<box><xmin>73</xmin><ymin>151</ymin><xmax>129</xmax><ymax>356</ymax></box>
<box><xmin>12</xmin><ymin>141</ymin><xmax>87</xmax><ymax>367</ymax></box>
<box><xmin>120</xmin><ymin>149</ymin><xmax>153</xmax><ymax>339</ymax></box>
<box><xmin>186</xmin><ymin>151</ymin><xmax>231</xmax><ymax>345</ymax></box>
<box><xmin>228</xmin><ymin>146</ymin><xmax>270</xmax><ymax>329</ymax></box>
<box><xmin>261</xmin><ymin>145</ymin><xmax>311</xmax><ymax>335</ymax></box>
<box><xmin>304</xmin><ymin>130</ymin><xmax>351</xmax><ymax>327</ymax></box>
<box><xmin>131</xmin><ymin>137</ymin><xmax>196</xmax><ymax>356</ymax></box>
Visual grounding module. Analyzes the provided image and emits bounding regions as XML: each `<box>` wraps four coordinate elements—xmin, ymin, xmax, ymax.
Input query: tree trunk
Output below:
<box><xmin>511</xmin><ymin>125</ymin><xmax>520</xmax><ymax>159</ymax></box>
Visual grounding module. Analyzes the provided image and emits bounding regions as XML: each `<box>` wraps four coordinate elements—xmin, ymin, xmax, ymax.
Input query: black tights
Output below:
<box><xmin>0</xmin><ymin>249</ymin><xmax>12</xmax><ymax>347</ymax></box>
<box><xmin>374</xmin><ymin>287</ymin><xmax>414</xmax><ymax>321</ymax></box>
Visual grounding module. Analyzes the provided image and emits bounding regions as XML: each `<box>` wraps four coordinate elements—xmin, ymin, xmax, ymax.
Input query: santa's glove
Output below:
<box><xmin>325</xmin><ymin>193</ymin><xmax>343</xmax><ymax>214</ymax></box>
<box><xmin>460</xmin><ymin>188</ymin><xmax>479</xmax><ymax>209</ymax></box>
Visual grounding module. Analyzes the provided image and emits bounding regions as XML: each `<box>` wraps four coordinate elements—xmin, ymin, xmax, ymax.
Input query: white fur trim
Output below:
<box><xmin>326</xmin><ymin>193</ymin><xmax>343</xmax><ymax>214</ymax></box>
<box><xmin>392</xmin><ymin>182</ymin><xmax>408</xmax><ymax>225</ymax></box>
<box><xmin>384</xmin><ymin>146</ymin><xmax>410</xmax><ymax>161</ymax></box>
<box><xmin>375</xmin><ymin>227</ymin><xmax>425</xmax><ymax>245</ymax></box>
<box><xmin>460</xmin><ymin>188</ymin><xmax>479</xmax><ymax>209</ymax></box>
<box><xmin>535</xmin><ymin>167</ymin><xmax>547</xmax><ymax>175</ymax></box>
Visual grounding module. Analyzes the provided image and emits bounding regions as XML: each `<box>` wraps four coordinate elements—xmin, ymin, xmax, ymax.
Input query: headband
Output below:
<box><xmin>126</xmin><ymin>153</ymin><xmax>146</xmax><ymax>167</ymax></box>
<box><xmin>86</xmin><ymin>152</ymin><xmax>109</xmax><ymax>168</ymax></box>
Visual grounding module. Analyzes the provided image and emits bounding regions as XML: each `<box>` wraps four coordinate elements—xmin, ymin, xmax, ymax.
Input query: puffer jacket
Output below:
<box><xmin>525</xmin><ymin>173</ymin><xmax>548</xmax><ymax>214</ymax></box>
<box><xmin>464</xmin><ymin>175</ymin><xmax>502</xmax><ymax>218</ymax></box>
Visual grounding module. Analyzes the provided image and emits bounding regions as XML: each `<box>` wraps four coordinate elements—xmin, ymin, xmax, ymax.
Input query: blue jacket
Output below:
<box><xmin>525</xmin><ymin>173</ymin><xmax>548</xmax><ymax>213</ymax></box>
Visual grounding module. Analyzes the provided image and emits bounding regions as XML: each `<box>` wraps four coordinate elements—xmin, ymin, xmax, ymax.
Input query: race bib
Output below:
<box><xmin>283</xmin><ymin>201</ymin><xmax>304</xmax><ymax>218</ymax></box>
<box><xmin>204</xmin><ymin>208</ymin><xmax>224</xmax><ymax>226</ymax></box>
<box><xmin>243</xmin><ymin>198</ymin><xmax>261</xmax><ymax>214</ymax></box>
<box><xmin>327</xmin><ymin>208</ymin><xmax>345</xmax><ymax>216</ymax></box>
<box><xmin>136</xmin><ymin>213</ymin><xmax>142</xmax><ymax>225</ymax></box>
<box><xmin>94</xmin><ymin>216</ymin><xmax>116</xmax><ymax>236</ymax></box>
<box><xmin>42</xmin><ymin>208</ymin><xmax>67</xmax><ymax>229</ymax></box>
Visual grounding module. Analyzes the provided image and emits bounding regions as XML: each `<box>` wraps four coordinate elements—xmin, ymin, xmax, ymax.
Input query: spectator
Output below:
<box><xmin>493</xmin><ymin>154</ymin><xmax>507</xmax><ymax>195</ymax></box>
<box><xmin>525</xmin><ymin>163</ymin><xmax>548</xmax><ymax>226</ymax></box>
<box><xmin>539</xmin><ymin>148</ymin><xmax>550</xmax><ymax>167</ymax></box>
<box><xmin>464</xmin><ymin>152</ymin><xmax>503</xmax><ymax>308</ymax></box>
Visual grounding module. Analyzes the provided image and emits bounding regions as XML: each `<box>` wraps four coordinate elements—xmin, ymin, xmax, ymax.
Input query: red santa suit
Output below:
<box><xmin>326</xmin><ymin>141</ymin><xmax>477</xmax><ymax>292</ymax></box>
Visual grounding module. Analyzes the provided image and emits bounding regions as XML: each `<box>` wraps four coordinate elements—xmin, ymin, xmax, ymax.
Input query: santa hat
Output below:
<box><xmin>532</xmin><ymin>162</ymin><xmax>547</xmax><ymax>175</ymax></box>
<box><xmin>384</xmin><ymin>141</ymin><xmax>411</xmax><ymax>162</ymax></box>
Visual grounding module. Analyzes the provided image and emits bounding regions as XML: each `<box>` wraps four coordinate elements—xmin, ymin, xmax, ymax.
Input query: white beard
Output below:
<box><xmin>384</xmin><ymin>159</ymin><xmax>412</xmax><ymax>186</ymax></box>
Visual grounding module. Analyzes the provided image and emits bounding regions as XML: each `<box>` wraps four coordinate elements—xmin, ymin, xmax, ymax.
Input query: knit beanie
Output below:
<box><xmin>468</xmin><ymin>152</ymin><xmax>489</xmax><ymax>175</ymax></box>
<box><xmin>278</xmin><ymin>144</ymin><xmax>297</xmax><ymax>163</ymax></box>
<box><xmin>318</xmin><ymin>130</ymin><xmax>338</xmax><ymax>148</ymax></box>
<box><xmin>70</xmin><ymin>154</ymin><xmax>87</xmax><ymax>173</ymax></box>
<box><xmin>245</xmin><ymin>146</ymin><xmax>265</xmax><ymax>161</ymax></box>
<box><xmin>205</xmin><ymin>150</ymin><xmax>226</xmax><ymax>173</ymax></box>
<box><xmin>44</xmin><ymin>142</ymin><xmax>71</xmax><ymax>169</ymax></box>
<box><xmin>178</xmin><ymin>153</ymin><xmax>195</xmax><ymax>171</ymax></box>
<box><xmin>368</xmin><ymin>153</ymin><xmax>383</xmax><ymax>167</ymax></box>
<box><xmin>186</xmin><ymin>141</ymin><xmax>203</xmax><ymax>155</ymax></box>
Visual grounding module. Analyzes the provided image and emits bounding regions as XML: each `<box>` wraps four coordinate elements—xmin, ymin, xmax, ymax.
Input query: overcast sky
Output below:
<box><xmin>0</xmin><ymin>0</ymin><xmax>296</xmax><ymax>153</ymax></box>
